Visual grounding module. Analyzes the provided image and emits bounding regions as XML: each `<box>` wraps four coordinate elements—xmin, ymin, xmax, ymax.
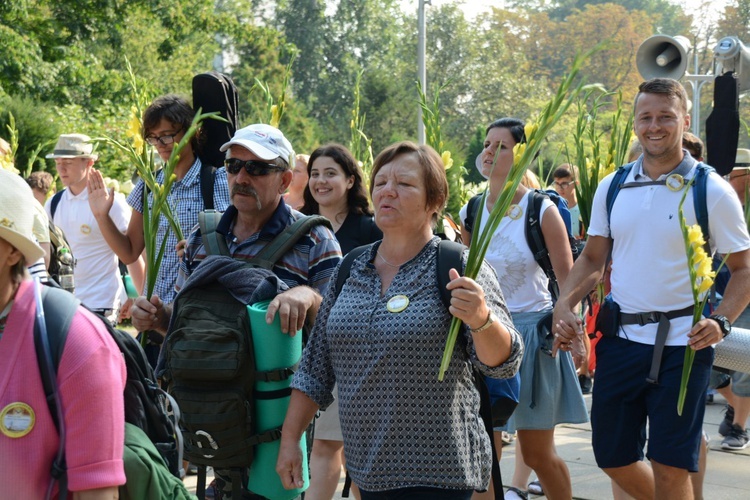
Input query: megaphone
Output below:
<box><xmin>714</xmin><ymin>36</ymin><xmax>750</xmax><ymax>93</ymax></box>
<box><xmin>636</xmin><ymin>35</ymin><xmax>691</xmax><ymax>80</ymax></box>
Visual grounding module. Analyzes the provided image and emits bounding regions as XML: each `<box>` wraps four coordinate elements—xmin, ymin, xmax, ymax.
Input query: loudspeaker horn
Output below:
<box><xmin>714</xmin><ymin>36</ymin><xmax>750</xmax><ymax>93</ymax></box>
<box><xmin>636</xmin><ymin>35</ymin><xmax>691</xmax><ymax>80</ymax></box>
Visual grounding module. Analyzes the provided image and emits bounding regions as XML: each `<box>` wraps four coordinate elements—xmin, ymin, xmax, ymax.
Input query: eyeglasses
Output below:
<box><xmin>145</xmin><ymin>129</ymin><xmax>183</xmax><ymax>146</ymax></box>
<box><xmin>224</xmin><ymin>158</ymin><xmax>286</xmax><ymax>176</ymax></box>
<box><xmin>553</xmin><ymin>180</ymin><xmax>575</xmax><ymax>189</ymax></box>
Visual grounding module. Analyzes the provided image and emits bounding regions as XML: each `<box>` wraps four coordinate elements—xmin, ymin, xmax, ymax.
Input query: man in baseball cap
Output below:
<box><xmin>130</xmin><ymin>124</ymin><xmax>342</xmax><ymax>496</ymax></box>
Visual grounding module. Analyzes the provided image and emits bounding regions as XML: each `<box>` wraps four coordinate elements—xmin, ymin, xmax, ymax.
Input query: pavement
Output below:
<box><xmin>184</xmin><ymin>392</ymin><xmax>750</xmax><ymax>499</ymax></box>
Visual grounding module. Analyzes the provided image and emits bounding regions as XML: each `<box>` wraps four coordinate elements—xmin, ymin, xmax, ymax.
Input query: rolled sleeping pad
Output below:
<box><xmin>714</xmin><ymin>327</ymin><xmax>750</xmax><ymax>375</ymax></box>
<box><xmin>246</xmin><ymin>300</ymin><xmax>309</xmax><ymax>500</ymax></box>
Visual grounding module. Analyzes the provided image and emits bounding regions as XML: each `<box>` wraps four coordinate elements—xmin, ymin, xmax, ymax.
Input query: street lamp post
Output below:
<box><xmin>417</xmin><ymin>0</ymin><xmax>428</xmax><ymax>144</ymax></box>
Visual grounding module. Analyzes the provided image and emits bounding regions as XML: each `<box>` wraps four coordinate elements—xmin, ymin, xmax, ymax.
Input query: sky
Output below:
<box><xmin>408</xmin><ymin>0</ymin><xmax>731</xmax><ymax>26</ymax></box>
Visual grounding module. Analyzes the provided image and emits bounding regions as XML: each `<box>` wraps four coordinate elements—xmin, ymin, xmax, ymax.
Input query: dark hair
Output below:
<box><xmin>300</xmin><ymin>144</ymin><xmax>372</xmax><ymax>216</ymax></box>
<box><xmin>553</xmin><ymin>164</ymin><xmax>576</xmax><ymax>180</ymax></box>
<box><xmin>486</xmin><ymin>117</ymin><xmax>526</xmax><ymax>144</ymax></box>
<box><xmin>682</xmin><ymin>132</ymin><xmax>704</xmax><ymax>160</ymax></box>
<box><xmin>142</xmin><ymin>94</ymin><xmax>200</xmax><ymax>152</ymax></box>
<box><xmin>370</xmin><ymin>141</ymin><xmax>448</xmax><ymax>224</ymax></box>
<box><xmin>26</xmin><ymin>171</ymin><xmax>54</xmax><ymax>193</ymax></box>
<box><xmin>634</xmin><ymin>78</ymin><xmax>689</xmax><ymax>114</ymax></box>
<box><xmin>486</xmin><ymin>117</ymin><xmax>539</xmax><ymax>161</ymax></box>
<box><xmin>11</xmin><ymin>256</ymin><xmax>27</xmax><ymax>284</ymax></box>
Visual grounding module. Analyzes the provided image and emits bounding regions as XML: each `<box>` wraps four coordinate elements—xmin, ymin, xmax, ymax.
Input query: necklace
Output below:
<box><xmin>377</xmin><ymin>251</ymin><xmax>407</xmax><ymax>268</ymax></box>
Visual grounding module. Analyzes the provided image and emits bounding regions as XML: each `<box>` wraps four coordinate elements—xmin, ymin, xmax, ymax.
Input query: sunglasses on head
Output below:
<box><xmin>224</xmin><ymin>158</ymin><xmax>286</xmax><ymax>176</ymax></box>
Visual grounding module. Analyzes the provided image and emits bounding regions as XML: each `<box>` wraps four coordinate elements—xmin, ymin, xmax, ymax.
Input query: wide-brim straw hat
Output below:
<box><xmin>0</xmin><ymin>169</ymin><xmax>45</xmax><ymax>263</ymax></box>
<box><xmin>735</xmin><ymin>149</ymin><xmax>750</xmax><ymax>170</ymax></box>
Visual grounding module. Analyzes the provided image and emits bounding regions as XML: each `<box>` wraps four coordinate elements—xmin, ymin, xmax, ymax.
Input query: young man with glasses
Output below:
<box><xmin>552</xmin><ymin>164</ymin><xmax>583</xmax><ymax>239</ymax></box>
<box><xmin>88</xmin><ymin>94</ymin><xmax>231</xmax><ymax>307</ymax></box>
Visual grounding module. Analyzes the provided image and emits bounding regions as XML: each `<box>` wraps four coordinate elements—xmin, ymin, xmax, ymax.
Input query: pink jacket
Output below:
<box><xmin>0</xmin><ymin>280</ymin><xmax>126</xmax><ymax>497</ymax></box>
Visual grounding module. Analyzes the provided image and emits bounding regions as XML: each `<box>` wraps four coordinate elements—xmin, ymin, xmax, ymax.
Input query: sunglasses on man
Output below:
<box><xmin>224</xmin><ymin>158</ymin><xmax>287</xmax><ymax>176</ymax></box>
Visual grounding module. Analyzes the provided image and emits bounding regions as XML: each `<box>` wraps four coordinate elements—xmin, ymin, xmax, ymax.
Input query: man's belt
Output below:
<box><xmin>620</xmin><ymin>305</ymin><xmax>694</xmax><ymax>384</ymax></box>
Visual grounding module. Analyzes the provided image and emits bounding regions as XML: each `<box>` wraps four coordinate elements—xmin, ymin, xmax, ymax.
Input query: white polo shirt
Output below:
<box><xmin>588</xmin><ymin>157</ymin><xmax>750</xmax><ymax>345</ymax></box>
<box><xmin>46</xmin><ymin>188</ymin><xmax>131</xmax><ymax>311</ymax></box>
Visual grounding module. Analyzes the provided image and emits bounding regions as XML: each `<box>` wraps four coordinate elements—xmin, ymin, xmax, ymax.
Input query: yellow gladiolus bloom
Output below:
<box><xmin>697</xmin><ymin>277</ymin><xmax>714</xmax><ymax>294</ymax></box>
<box><xmin>270</xmin><ymin>105</ymin><xmax>280</xmax><ymax>128</ymax></box>
<box><xmin>687</xmin><ymin>225</ymin><xmax>706</xmax><ymax>250</ymax></box>
<box><xmin>441</xmin><ymin>151</ymin><xmax>453</xmax><ymax>170</ymax></box>
<box><xmin>524</xmin><ymin>123</ymin><xmax>534</xmax><ymax>140</ymax></box>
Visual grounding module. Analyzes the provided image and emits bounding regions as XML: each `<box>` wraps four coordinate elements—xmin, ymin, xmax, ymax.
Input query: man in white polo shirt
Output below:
<box><xmin>45</xmin><ymin>133</ymin><xmax>131</xmax><ymax>322</ymax></box>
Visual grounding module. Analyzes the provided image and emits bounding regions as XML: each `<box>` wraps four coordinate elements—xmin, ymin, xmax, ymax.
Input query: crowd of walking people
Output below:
<box><xmin>1</xmin><ymin>76</ymin><xmax>750</xmax><ymax>500</ymax></box>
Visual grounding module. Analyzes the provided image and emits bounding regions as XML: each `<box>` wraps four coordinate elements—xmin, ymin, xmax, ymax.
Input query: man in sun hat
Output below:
<box><xmin>45</xmin><ymin>133</ymin><xmax>132</xmax><ymax>322</ymax></box>
<box><xmin>0</xmin><ymin>168</ymin><xmax>126</xmax><ymax>498</ymax></box>
<box><xmin>129</xmin><ymin>124</ymin><xmax>341</xmax><ymax>497</ymax></box>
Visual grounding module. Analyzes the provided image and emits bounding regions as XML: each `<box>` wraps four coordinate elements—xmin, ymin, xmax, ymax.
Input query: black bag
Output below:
<box><xmin>193</xmin><ymin>71</ymin><xmax>240</xmax><ymax>171</ymax></box>
<box><xmin>595</xmin><ymin>295</ymin><xmax>621</xmax><ymax>338</ymax></box>
<box><xmin>47</xmin><ymin>190</ymin><xmax>76</xmax><ymax>285</ymax></box>
<box><xmin>34</xmin><ymin>285</ymin><xmax>183</xmax><ymax>500</ymax></box>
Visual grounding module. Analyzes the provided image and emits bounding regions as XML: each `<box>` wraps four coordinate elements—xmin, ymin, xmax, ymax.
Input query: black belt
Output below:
<box><xmin>620</xmin><ymin>305</ymin><xmax>694</xmax><ymax>384</ymax></box>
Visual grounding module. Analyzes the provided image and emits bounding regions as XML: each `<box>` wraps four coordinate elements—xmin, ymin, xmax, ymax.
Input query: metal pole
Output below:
<box><xmin>683</xmin><ymin>43</ymin><xmax>713</xmax><ymax>138</ymax></box>
<box><xmin>417</xmin><ymin>0</ymin><xmax>426</xmax><ymax>144</ymax></box>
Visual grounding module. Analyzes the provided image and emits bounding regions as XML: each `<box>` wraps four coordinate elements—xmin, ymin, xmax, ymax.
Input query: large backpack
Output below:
<box><xmin>165</xmin><ymin>212</ymin><xmax>331</xmax><ymax>499</ymax></box>
<box><xmin>333</xmin><ymin>240</ymin><xmax>504</xmax><ymax>500</ymax></box>
<box><xmin>33</xmin><ymin>284</ymin><xmax>187</xmax><ymax>500</ymax></box>
<box><xmin>464</xmin><ymin>189</ymin><xmax>580</xmax><ymax>299</ymax></box>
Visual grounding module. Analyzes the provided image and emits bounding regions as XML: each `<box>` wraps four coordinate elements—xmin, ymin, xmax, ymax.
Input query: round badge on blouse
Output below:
<box><xmin>506</xmin><ymin>204</ymin><xmax>522</xmax><ymax>220</ymax></box>
<box><xmin>0</xmin><ymin>402</ymin><xmax>35</xmax><ymax>438</ymax></box>
<box><xmin>386</xmin><ymin>295</ymin><xmax>409</xmax><ymax>313</ymax></box>
<box><xmin>80</xmin><ymin>224</ymin><xmax>92</xmax><ymax>235</ymax></box>
<box><xmin>666</xmin><ymin>173</ymin><xmax>685</xmax><ymax>192</ymax></box>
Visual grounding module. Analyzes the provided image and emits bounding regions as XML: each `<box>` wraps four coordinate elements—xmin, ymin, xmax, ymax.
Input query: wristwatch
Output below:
<box><xmin>470</xmin><ymin>311</ymin><xmax>495</xmax><ymax>334</ymax></box>
<box><xmin>708</xmin><ymin>315</ymin><xmax>732</xmax><ymax>338</ymax></box>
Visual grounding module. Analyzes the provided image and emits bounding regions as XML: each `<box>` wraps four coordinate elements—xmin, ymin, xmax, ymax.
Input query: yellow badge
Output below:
<box><xmin>666</xmin><ymin>173</ymin><xmax>685</xmax><ymax>192</ymax></box>
<box><xmin>0</xmin><ymin>403</ymin><xmax>35</xmax><ymax>438</ymax></box>
<box><xmin>386</xmin><ymin>295</ymin><xmax>409</xmax><ymax>313</ymax></box>
<box><xmin>506</xmin><ymin>204</ymin><xmax>522</xmax><ymax>220</ymax></box>
<box><xmin>80</xmin><ymin>224</ymin><xmax>91</xmax><ymax>234</ymax></box>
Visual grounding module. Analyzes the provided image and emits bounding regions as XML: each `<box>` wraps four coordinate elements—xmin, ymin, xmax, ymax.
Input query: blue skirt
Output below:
<box><xmin>506</xmin><ymin>310</ymin><xmax>589</xmax><ymax>431</ymax></box>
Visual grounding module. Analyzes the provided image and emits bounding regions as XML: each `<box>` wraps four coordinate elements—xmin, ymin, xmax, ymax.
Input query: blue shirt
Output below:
<box><xmin>127</xmin><ymin>158</ymin><xmax>230</xmax><ymax>304</ymax></box>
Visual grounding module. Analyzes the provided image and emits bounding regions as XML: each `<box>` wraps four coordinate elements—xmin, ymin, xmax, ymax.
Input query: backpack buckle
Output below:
<box><xmin>196</xmin><ymin>430</ymin><xmax>219</xmax><ymax>458</ymax></box>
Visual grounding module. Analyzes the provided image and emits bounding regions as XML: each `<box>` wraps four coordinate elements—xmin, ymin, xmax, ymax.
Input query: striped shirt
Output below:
<box><xmin>178</xmin><ymin>199</ymin><xmax>342</xmax><ymax>294</ymax></box>
<box><xmin>127</xmin><ymin>158</ymin><xmax>230</xmax><ymax>304</ymax></box>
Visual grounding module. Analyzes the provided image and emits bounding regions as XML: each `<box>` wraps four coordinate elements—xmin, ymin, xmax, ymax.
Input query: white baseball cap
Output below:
<box><xmin>220</xmin><ymin>124</ymin><xmax>295</xmax><ymax>167</ymax></box>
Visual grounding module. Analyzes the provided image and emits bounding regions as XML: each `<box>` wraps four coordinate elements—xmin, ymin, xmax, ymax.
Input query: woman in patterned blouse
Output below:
<box><xmin>277</xmin><ymin>141</ymin><xmax>523</xmax><ymax>499</ymax></box>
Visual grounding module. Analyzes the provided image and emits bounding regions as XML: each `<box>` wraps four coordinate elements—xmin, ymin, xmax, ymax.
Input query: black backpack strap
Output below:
<box><xmin>49</xmin><ymin>189</ymin><xmax>66</xmax><ymax>220</ymax></box>
<box><xmin>693</xmin><ymin>163</ymin><xmax>712</xmax><ymax>255</ymax></box>
<box><xmin>34</xmin><ymin>284</ymin><xmax>81</xmax><ymax>500</ymax></box>
<box><xmin>436</xmin><ymin>240</ymin><xmax>465</xmax><ymax>309</ymax></box>
<box><xmin>198</xmin><ymin>209</ymin><xmax>231</xmax><ymax>257</ymax></box>
<box><xmin>524</xmin><ymin>190</ymin><xmax>558</xmax><ymax>300</ymax></box>
<box><xmin>200</xmin><ymin>163</ymin><xmax>216</xmax><ymax>211</ymax></box>
<box><xmin>249</xmin><ymin>215</ymin><xmax>332</xmax><ymax>270</ymax></box>
<box><xmin>334</xmin><ymin>245</ymin><xmax>372</xmax><ymax>299</ymax></box>
<box><xmin>463</xmin><ymin>193</ymin><xmax>483</xmax><ymax>234</ymax></box>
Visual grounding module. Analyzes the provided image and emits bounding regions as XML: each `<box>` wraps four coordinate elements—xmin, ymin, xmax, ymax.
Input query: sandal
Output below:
<box><xmin>527</xmin><ymin>480</ymin><xmax>544</xmax><ymax>495</ymax></box>
<box><xmin>505</xmin><ymin>486</ymin><xmax>529</xmax><ymax>500</ymax></box>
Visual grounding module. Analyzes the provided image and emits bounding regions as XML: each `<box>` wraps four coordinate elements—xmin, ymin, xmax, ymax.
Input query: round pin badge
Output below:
<box><xmin>0</xmin><ymin>402</ymin><xmax>35</xmax><ymax>438</ymax></box>
<box><xmin>386</xmin><ymin>295</ymin><xmax>409</xmax><ymax>313</ymax></box>
<box><xmin>506</xmin><ymin>204</ymin><xmax>522</xmax><ymax>220</ymax></box>
<box><xmin>666</xmin><ymin>173</ymin><xmax>685</xmax><ymax>192</ymax></box>
<box><xmin>80</xmin><ymin>224</ymin><xmax>92</xmax><ymax>235</ymax></box>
